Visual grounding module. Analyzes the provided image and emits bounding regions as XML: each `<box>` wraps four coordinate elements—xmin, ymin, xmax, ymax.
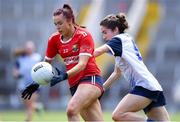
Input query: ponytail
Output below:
<box><xmin>100</xmin><ymin>13</ymin><xmax>128</xmax><ymax>33</ymax></box>
<box><xmin>53</xmin><ymin>4</ymin><xmax>85</xmax><ymax>28</ymax></box>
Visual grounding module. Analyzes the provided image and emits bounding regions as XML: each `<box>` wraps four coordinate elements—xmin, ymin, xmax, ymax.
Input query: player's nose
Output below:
<box><xmin>56</xmin><ymin>26</ymin><xmax>61</xmax><ymax>30</ymax></box>
<box><xmin>103</xmin><ymin>36</ymin><xmax>107</xmax><ymax>40</ymax></box>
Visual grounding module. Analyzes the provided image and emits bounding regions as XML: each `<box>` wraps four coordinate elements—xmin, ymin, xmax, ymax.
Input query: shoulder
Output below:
<box><xmin>75</xmin><ymin>27</ymin><xmax>92</xmax><ymax>38</ymax></box>
<box><xmin>105</xmin><ymin>35</ymin><xmax>125</xmax><ymax>57</ymax></box>
<box><xmin>48</xmin><ymin>31</ymin><xmax>61</xmax><ymax>43</ymax></box>
<box><xmin>107</xmin><ymin>36</ymin><xmax>122</xmax><ymax>47</ymax></box>
<box><xmin>114</xmin><ymin>33</ymin><xmax>133</xmax><ymax>42</ymax></box>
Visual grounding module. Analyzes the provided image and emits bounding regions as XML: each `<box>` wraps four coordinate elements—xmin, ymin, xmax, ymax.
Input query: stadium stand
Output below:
<box><xmin>0</xmin><ymin>0</ymin><xmax>60</xmax><ymax>109</ymax></box>
<box><xmin>145</xmin><ymin>0</ymin><xmax>180</xmax><ymax>110</ymax></box>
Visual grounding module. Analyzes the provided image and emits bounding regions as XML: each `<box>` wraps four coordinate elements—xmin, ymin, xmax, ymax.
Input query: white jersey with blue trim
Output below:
<box><xmin>17</xmin><ymin>53</ymin><xmax>42</xmax><ymax>90</ymax></box>
<box><xmin>105</xmin><ymin>33</ymin><xmax>163</xmax><ymax>91</ymax></box>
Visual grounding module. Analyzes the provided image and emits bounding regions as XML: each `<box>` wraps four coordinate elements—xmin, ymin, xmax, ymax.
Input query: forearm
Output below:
<box><xmin>67</xmin><ymin>55</ymin><xmax>89</xmax><ymax>78</ymax></box>
<box><xmin>94</xmin><ymin>44</ymin><xmax>109</xmax><ymax>57</ymax></box>
<box><xmin>94</xmin><ymin>49</ymin><xmax>103</xmax><ymax>57</ymax></box>
<box><xmin>44</xmin><ymin>57</ymin><xmax>85</xmax><ymax>78</ymax></box>
<box><xmin>67</xmin><ymin>63</ymin><xmax>85</xmax><ymax>78</ymax></box>
<box><xmin>103</xmin><ymin>72</ymin><xmax>120</xmax><ymax>90</ymax></box>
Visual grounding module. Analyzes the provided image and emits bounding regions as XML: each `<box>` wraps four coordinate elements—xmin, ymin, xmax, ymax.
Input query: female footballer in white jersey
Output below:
<box><xmin>94</xmin><ymin>13</ymin><xmax>170</xmax><ymax>121</ymax></box>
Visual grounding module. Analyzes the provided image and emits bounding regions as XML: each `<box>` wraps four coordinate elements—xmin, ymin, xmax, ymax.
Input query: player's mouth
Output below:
<box><xmin>58</xmin><ymin>30</ymin><xmax>63</xmax><ymax>34</ymax></box>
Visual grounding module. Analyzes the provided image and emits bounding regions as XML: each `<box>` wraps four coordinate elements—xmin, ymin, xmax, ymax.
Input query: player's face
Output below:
<box><xmin>100</xmin><ymin>26</ymin><xmax>118</xmax><ymax>41</ymax></box>
<box><xmin>53</xmin><ymin>14</ymin><xmax>71</xmax><ymax>36</ymax></box>
<box><xmin>25</xmin><ymin>41</ymin><xmax>35</xmax><ymax>55</ymax></box>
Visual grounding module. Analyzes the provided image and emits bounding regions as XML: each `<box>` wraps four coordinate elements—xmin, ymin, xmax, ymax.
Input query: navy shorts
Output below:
<box><xmin>130</xmin><ymin>86</ymin><xmax>166</xmax><ymax>113</ymax></box>
<box><xmin>69</xmin><ymin>75</ymin><xmax>104</xmax><ymax>97</ymax></box>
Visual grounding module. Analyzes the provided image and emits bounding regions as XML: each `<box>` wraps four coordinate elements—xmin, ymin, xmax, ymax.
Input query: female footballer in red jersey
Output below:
<box><xmin>21</xmin><ymin>4</ymin><xmax>104</xmax><ymax>121</ymax></box>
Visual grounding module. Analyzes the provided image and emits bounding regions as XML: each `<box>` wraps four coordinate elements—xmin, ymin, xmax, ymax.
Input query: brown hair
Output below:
<box><xmin>100</xmin><ymin>13</ymin><xmax>129</xmax><ymax>33</ymax></box>
<box><xmin>53</xmin><ymin>4</ymin><xmax>84</xmax><ymax>27</ymax></box>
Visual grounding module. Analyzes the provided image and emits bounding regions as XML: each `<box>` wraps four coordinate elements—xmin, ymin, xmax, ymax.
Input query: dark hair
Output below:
<box><xmin>53</xmin><ymin>4</ymin><xmax>84</xmax><ymax>28</ymax></box>
<box><xmin>100</xmin><ymin>13</ymin><xmax>129</xmax><ymax>33</ymax></box>
<box><xmin>53</xmin><ymin>4</ymin><xmax>75</xmax><ymax>22</ymax></box>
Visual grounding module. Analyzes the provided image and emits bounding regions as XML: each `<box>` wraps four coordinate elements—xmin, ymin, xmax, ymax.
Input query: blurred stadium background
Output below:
<box><xmin>0</xmin><ymin>0</ymin><xmax>180</xmax><ymax>121</ymax></box>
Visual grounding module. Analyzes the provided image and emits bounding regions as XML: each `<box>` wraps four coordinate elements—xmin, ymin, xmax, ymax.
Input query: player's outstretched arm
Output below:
<box><xmin>94</xmin><ymin>44</ymin><xmax>110</xmax><ymax>57</ymax></box>
<box><xmin>50</xmin><ymin>55</ymin><xmax>89</xmax><ymax>87</ymax></box>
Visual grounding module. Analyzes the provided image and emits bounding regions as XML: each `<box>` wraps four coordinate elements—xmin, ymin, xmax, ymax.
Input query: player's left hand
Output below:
<box><xmin>21</xmin><ymin>83</ymin><xmax>39</xmax><ymax>100</ymax></box>
<box><xmin>50</xmin><ymin>68</ymin><xmax>68</xmax><ymax>87</ymax></box>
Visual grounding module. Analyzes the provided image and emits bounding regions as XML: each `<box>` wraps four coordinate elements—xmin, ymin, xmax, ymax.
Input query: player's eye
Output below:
<box><xmin>54</xmin><ymin>21</ymin><xmax>63</xmax><ymax>26</ymax></box>
<box><xmin>102</xmin><ymin>31</ymin><xmax>107</xmax><ymax>34</ymax></box>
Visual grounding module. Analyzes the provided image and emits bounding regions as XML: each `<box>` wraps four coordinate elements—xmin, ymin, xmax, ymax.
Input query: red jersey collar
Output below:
<box><xmin>60</xmin><ymin>26</ymin><xmax>78</xmax><ymax>44</ymax></box>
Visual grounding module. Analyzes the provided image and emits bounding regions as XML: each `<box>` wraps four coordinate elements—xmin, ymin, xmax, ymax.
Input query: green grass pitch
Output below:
<box><xmin>0</xmin><ymin>110</ymin><xmax>180</xmax><ymax>121</ymax></box>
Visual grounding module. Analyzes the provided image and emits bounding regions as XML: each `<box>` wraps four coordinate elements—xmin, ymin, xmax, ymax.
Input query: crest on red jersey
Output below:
<box><xmin>72</xmin><ymin>44</ymin><xmax>78</xmax><ymax>52</ymax></box>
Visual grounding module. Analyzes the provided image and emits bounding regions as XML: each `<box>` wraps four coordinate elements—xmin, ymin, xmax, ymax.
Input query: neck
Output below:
<box><xmin>63</xmin><ymin>25</ymin><xmax>75</xmax><ymax>41</ymax></box>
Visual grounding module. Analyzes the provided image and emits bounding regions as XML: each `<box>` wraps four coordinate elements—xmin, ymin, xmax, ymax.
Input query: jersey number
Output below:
<box><xmin>132</xmin><ymin>40</ymin><xmax>142</xmax><ymax>61</ymax></box>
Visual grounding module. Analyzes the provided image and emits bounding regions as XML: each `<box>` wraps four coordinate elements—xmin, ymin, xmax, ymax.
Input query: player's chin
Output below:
<box><xmin>58</xmin><ymin>30</ymin><xmax>63</xmax><ymax>34</ymax></box>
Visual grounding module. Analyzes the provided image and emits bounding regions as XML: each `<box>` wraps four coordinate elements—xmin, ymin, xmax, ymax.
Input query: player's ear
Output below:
<box><xmin>114</xmin><ymin>27</ymin><xmax>119</xmax><ymax>34</ymax></box>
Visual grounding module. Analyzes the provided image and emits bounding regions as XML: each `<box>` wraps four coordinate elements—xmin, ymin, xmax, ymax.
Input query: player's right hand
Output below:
<box><xmin>50</xmin><ymin>68</ymin><xmax>68</xmax><ymax>87</ymax></box>
<box><xmin>21</xmin><ymin>83</ymin><xmax>39</xmax><ymax>100</ymax></box>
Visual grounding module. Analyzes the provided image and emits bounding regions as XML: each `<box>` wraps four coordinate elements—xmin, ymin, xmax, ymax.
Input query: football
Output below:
<box><xmin>31</xmin><ymin>62</ymin><xmax>54</xmax><ymax>85</ymax></box>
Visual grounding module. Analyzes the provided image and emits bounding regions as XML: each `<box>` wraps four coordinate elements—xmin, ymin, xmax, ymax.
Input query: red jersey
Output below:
<box><xmin>45</xmin><ymin>27</ymin><xmax>101</xmax><ymax>87</ymax></box>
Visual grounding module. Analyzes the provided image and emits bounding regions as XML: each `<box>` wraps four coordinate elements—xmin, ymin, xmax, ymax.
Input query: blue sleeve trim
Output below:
<box><xmin>15</xmin><ymin>60</ymin><xmax>20</xmax><ymax>68</ymax></box>
<box><xmin>106</xmin><ymin>37</ymin><xmax>122</xmax><ymax>56</ymax></box>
